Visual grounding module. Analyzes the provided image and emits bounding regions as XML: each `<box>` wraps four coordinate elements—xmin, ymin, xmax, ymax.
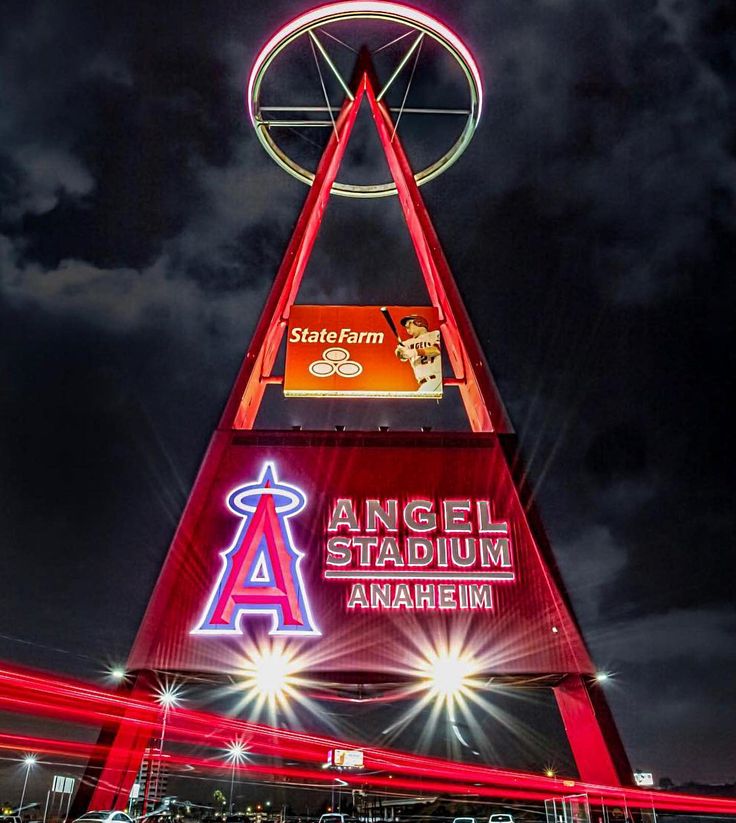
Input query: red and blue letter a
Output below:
<box><xmin>192</xmin><ymin>463</ymin><xmax>320</xmax><ymax>636</ymax></box>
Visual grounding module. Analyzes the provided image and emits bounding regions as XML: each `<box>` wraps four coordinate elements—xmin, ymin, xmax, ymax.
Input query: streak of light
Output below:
<box><xmin>0</xmin><ymin>664</ymin><xmax>735</xmax><ymax>814</ymax></box>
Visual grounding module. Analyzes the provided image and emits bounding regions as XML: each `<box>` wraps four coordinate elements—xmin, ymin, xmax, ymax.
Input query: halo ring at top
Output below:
<box><xmin>246</xmin><ymin>1</ymin><xmax>483</xmax><ymax>198</ymax></box>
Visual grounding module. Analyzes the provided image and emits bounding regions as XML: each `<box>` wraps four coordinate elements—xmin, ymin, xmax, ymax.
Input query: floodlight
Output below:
<box><xmin>248</xmin><ymin>649</ymin><xmax>292</xmax><ymax>697</ymax></box>
<box><xmin>425</xmin><ymin>652</ymin><xmax>473</xmax><ymax>697</ymax></box>
<box><xmin>226</xmin><ymin>740</ymin><xmax>248</xmax><ymax>764</ymax></box>
<box><xmin>155</xmin><ymin>682</ymin><xmax>184</xmax><ymax>709</ymax></box>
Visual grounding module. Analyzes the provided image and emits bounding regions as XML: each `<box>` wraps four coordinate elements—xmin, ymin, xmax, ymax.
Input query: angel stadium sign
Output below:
<box><xmin>192</xmin><ymin>464</ymin><xmax>516</xmax><ymax>638</ymax></box>
<box><xmin>128</xmin><ymin>431</ymin><xmax>590</xmax><ymax>677</ymax></box>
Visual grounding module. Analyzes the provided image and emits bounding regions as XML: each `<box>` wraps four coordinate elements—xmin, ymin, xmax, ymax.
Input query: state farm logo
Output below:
<box><xmin>308</xmin><ymin>347</ymin><xmax>363</xmax><ymax>379</ymax></box>
<box><xmin>290</xmin><ymin>327</ymin><xmax>385</xmax><ymax>345</ymax></box>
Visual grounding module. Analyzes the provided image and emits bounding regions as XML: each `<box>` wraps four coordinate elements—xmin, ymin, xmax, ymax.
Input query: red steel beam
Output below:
<box><xmin>225</xmin><ymin>84</ymin><xmax>365</xmax><ymax>431</ymax></box>
<box><xmin>362</xmin><ymin>71</ymin><xmax>510</xmax><ymax>433</ymax></box>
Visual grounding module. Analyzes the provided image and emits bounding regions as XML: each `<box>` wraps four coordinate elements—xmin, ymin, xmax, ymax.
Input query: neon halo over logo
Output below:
<box><xmin>192</xmin><ymin>463</ymin><xmax>320</xmax><ymax>637</ymax></box>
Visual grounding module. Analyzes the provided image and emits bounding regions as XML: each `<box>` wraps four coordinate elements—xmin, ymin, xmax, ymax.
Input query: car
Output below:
<box><xmin>73</xmin><ymin>813</ymin><xmax>134</xmax><ymax>823</ymax></box>
<box><xmin>489</xmin><ymin>815</ymin><xmax>514</xmax><ymax>823</ymax></box>
<box><xmin>318</xmin><ymin>815</ymin><xmax>353</xmax><ymax>823</ymax></box>
<box><xmin>453</xmin><ymin>818</ymin><xmax>476</xmax><ymax>823</ymax></box>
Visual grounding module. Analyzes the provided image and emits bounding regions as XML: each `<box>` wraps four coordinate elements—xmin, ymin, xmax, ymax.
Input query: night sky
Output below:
<box><xmin>1</xmin><ymin>0</ymin><xmax>735</xmax><ymax>791</ymax></box>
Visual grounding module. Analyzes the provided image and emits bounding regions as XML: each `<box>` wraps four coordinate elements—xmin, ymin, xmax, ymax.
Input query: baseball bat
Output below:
<box><xmin>380</xmin><ymin>306</ymin><xmax>402</xmax><ymax>342</ymax></box>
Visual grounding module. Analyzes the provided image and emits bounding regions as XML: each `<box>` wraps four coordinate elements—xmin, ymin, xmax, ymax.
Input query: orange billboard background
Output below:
<box><xmin>284</xmin><ymin>305</ymin><xmax>443</xmax><ymax>398</ymax></box>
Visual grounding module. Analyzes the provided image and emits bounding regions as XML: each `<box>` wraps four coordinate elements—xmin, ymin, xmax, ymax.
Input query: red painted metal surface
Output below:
<box><xmin>82</xmin><ymin>671</ymin><xmax>158</xmax><ymax>811</ymax></box>
<box><xmin>128</xmin><ymin>432</ymin><xmax>593</xmax><ymax>677</ymax></box>
<box><xmin>553</xmin><ymin>675</ymin><xmax>629</xmax><ymax>786</ymax></box>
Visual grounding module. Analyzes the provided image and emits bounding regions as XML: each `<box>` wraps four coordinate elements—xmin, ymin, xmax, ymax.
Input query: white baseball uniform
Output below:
<box><xmin>399</xmin><ymin>329</ymin><xmax>442</xmax><ymax>394</ymax></box>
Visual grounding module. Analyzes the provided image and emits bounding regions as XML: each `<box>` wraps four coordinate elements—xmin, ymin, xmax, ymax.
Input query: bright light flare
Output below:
<box><xmin>219</xmin><ymin>640</ymin><xmax>333</xmax><ymax>731</ymax></box>
<box><xmin>241</xmin><ymin>647</ymin><xmax>297</xmax><ymax>700</ymax></box>
<box><xmin>23</xmin><ymin>754</ymin><xmax>37</xmax><ymax>767</ymax></box>
<box><xmin>254</xmin><ymin>651</ymin><xmax>290</xmax><ymax>696</ymax></box>
<box><xmin>225</xmin><ymin>740</ymin><xmax>249</xmax><ymax>764</ymax></box>
<box><xmin>230</xmin><ymin>643</ymin><xmax>309</xmax><ymax>724</ymax></box>
<box><xmin>155</xmin><ymin>681</ymin><xmax>184</xmax><ymax>709</ymax></box>
<box><xmin>108</xmin><ymin>666</ymin><xmax>127</xmax><ymax>682</ymax></box>
<box><xmin>595</xmin><ymin>671</ymin><xmax>611</xmax><ymax>682</ymax></box>
<box><xmin>425</xmin><ymin>652</ymin><xmax>474</xmax><ymax>698</ymax></box>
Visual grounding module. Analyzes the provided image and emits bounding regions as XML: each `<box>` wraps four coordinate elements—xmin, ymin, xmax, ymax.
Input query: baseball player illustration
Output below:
<box><xmin>392</xmin><ymin>313</ymin><xmax>442</xmax><ymax>394</ymax></box>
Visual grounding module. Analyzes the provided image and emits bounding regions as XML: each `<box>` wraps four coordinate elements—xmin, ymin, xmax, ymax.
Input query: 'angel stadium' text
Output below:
<box><xmin>323</xmin><ymin>497</ymin><xmax>516</xmax><ymax>611</ymax></box>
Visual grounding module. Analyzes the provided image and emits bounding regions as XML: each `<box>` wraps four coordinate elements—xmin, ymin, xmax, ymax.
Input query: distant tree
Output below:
<box><xmin>214</xmin><ymin>790</ymin><xmax>227</xmax><ymax>809</ymax></box>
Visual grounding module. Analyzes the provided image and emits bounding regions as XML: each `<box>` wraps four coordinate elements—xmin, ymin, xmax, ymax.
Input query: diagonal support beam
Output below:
<box><xmin>308</xmin><ymin>30</ymin><xmax>355</xmax><ymax>101</ymax></box>
<box><xmin>225</xmin><ymin>84</ymin><xmax>364</xmax><ymax>430</ymax></box>
<box><xmin>376</xmin><ymin>31</ymin><xmax>424</xmax><ymax>101</ymax></box>
<box><xmin>363</xmin><ymin>71</ymin><xmax>510</xmax><ymax>432</ymax></box>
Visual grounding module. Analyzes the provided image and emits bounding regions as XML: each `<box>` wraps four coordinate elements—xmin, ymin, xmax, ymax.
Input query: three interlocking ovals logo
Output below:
<box><xmin>308</xmin><ymin>347</ymin><xmax>363</xmax><ymax>378</ymax></box>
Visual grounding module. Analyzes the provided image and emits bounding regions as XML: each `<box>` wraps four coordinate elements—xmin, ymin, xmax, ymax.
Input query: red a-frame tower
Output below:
<box><xmin>81</xmin><ymin>2</ymin><xmax>633</xmax><ymax>811</ymax></box>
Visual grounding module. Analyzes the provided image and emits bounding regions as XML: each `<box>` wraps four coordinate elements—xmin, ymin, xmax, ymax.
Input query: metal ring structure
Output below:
<box><xmin>246</xmin><ymin>1</ymin><xmax>483</xmax><ymax>198</ymax></box>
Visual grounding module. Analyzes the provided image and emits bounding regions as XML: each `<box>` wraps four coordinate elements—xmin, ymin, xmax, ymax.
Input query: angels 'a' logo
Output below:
<box><xmin>192</xmin><ymin>463</ymin><xmax>320</xmax><ymax>636</ymax></box>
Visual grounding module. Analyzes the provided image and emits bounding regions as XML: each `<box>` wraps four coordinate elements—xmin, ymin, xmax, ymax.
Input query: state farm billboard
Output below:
<box><xmin>284</xmin><ymin>305</ymin><xmax>443</xmax><ymax>398</ymax></box>
<box><xmin>129</xmin><ymin>432</ymin><xmax>594</xmax><ymax>677</ymax></box>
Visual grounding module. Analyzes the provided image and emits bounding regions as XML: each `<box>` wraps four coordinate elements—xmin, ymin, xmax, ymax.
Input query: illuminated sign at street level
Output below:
<box><xmin>192</xmin><ymin>463</ymin><xmax>320</xmax><ymax>637</ymax></box>
<box><xmin>328</xmin><ymin>749</ymin><xmax>365</xmax><ymax>769</ymax></box>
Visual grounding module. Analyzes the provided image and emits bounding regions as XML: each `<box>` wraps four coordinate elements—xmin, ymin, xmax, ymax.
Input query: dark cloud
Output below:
<box><xmin>0</xmin><ymin>0</ymin><xmax>734</xmax><ymax>788</ymax></box>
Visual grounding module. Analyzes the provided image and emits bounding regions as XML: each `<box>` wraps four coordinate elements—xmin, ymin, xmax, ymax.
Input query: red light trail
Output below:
<box><xmin>1</xmin><ymin>663</ymin><xmax>735</xmax><ymax>816</ymax></box>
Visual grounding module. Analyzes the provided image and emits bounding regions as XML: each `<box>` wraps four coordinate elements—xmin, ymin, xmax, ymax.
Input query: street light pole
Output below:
<box><xmin>229</xmin><ymin>759</ymin><xmax>236</xmax><ymax>814</ymax></box>
<box><xmin>225</xmin><ymin>741</ymin><xmax>247</xmax><ymax>816</ymax></box>
<box><xmin>151</xmin><ymin>702</ymin><xmax>169</xmax><ymax>810</ymax></box>
<box><xmin>151</xmin><ymin>681</ymin><xmax>183</xmax><ymax>814</ymax></box>
<box><xmin>18</xmin><ymin>756</ymin><xmax>37</xmax><ymax>818</ymax></box>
